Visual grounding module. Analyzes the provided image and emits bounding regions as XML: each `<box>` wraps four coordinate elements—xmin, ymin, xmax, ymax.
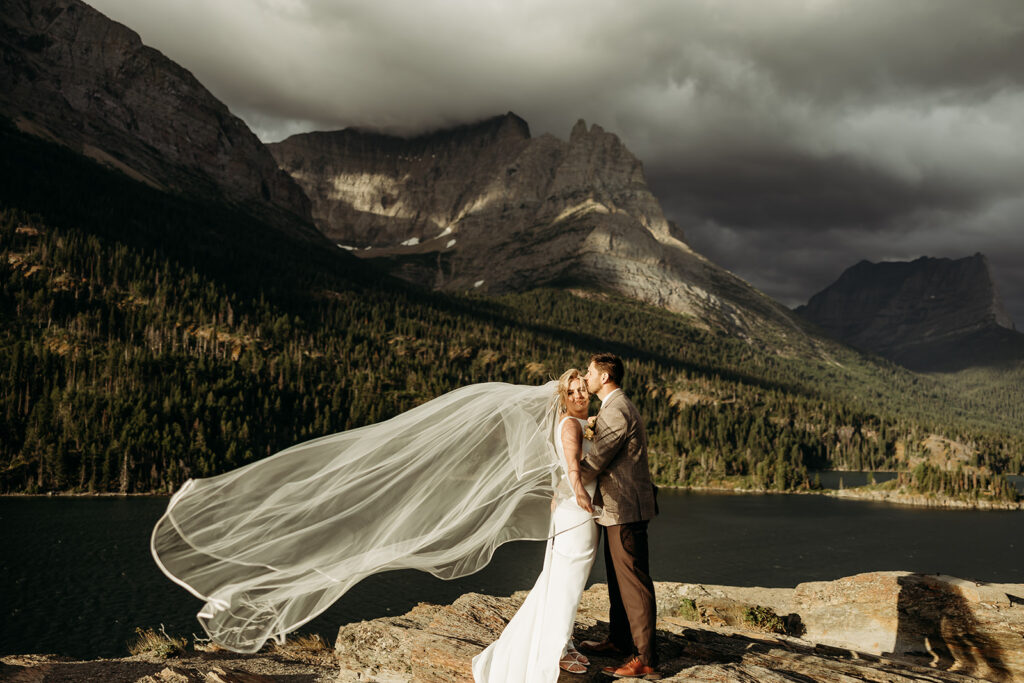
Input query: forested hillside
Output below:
<box><xmin>1</xmin><ymin>118</ymin><xmax>1019</xmax><ymax>501</ymax></box>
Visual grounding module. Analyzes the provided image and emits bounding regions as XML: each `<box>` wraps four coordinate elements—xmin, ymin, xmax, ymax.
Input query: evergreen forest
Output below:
<box><xmin>1</xmin><ymin>117</ymin><xmax>1020</xmax><ymax>502</ymax></box>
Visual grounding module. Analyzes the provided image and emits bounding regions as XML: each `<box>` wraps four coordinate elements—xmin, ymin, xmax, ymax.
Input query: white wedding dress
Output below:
<box><xmin>472</xmin><ymin>416</ymin><xmax>599</xmax><ymax>682</ymax></box>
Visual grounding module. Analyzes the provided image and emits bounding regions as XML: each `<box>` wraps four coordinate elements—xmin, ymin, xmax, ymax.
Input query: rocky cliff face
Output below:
<box><xmin>269</xmin><ymin>114</ymin><xmax>806</xmax><ymax>343</ymax></box>
<box><xmin>797</xmin><ymin>255</ymin><xmax>1023</xmax><ymax>370</ymax></box>
<box><xmin>268</xmin><ymin>113</ymin><xmax>535</xmax><ymax>247</ymax></box>
<box><xmin>0</xmin><ymin>0</ymin><xmax>315</xmax><ymax>237</ymax></box>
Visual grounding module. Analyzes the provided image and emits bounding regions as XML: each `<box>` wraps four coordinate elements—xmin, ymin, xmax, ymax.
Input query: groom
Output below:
<box><xmin>578</xmin><ymin>353</ymin><xmax>659</xmax><ymax>679</ymax></box>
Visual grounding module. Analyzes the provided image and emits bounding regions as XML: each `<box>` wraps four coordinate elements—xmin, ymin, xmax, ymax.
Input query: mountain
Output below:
<box><xmin>6</xmin><ymin>113</ymin><xmax>1022</xmax><ymax>497</ymax></box>
<box><xmin>0</xmin><ymin>0</ymin><xmax>316</xmax><ymax>238</ymax></box>
<box><xmin>1</xmin><ymin>1</ymin><xmax>1020</xmax><ymax>498</ymax></box>
<box><xmin>268</xmin><ymin>114</ymin><xmax>810</xmax><ymax>347</ymax></box>
<box><xmin>796</xmin><ymin>254</ymin><xmax>1024</xmax><ymax>371</ymax></box>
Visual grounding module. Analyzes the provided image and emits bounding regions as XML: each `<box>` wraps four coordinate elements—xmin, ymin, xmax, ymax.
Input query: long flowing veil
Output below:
<box><xmin>151</xmin><ymin>381</ymin><xmax>562</xmax><ymax>653</ymax></box>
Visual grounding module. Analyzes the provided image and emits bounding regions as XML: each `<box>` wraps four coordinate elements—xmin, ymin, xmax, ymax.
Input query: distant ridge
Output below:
<box><xmin>797</xmin><ymin>254</ymin><xmax>1024</xmax><ymax>371</ymax></box>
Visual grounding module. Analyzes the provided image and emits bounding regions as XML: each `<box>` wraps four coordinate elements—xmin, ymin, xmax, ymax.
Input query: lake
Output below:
<box><xmin>2</xmin><ymin>489</ymin><xmax>1022</xmax><ymax>659</ymax></box>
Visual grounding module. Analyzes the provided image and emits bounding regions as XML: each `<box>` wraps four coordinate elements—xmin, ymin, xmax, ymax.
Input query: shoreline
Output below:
<box><xmin>0</xmin><ymin>491</ymin><xmax>170</xmax><ymax>498</ymax></box>
<box><xmin>824</xmin><ymin>486</ymin><xmax>1023</xmax><ymax>510</ymax></box>
<box><xmin>4</xmin><ymin>478</ymin><xmax>1020</xmax><ymax>510</ymax></box>
<box><xmin>660</xmin><ymin>481</ymin><xmax>1024</xmax><ymax>511</ymax></box>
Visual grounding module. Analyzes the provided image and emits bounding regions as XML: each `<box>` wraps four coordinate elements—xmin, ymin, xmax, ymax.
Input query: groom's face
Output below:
<box><xmin>583</xmin><ymin>362</ymin><xmax>603</xmax><ymax>394</ymax></box>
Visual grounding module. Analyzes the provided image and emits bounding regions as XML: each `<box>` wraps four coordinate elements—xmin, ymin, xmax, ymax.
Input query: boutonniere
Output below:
<box><xmin>583</xmin><ymin>416</ymin><xmax>598</xmax><ymax>441</ymax></box>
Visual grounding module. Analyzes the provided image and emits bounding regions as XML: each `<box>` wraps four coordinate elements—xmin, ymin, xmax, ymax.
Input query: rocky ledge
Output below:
<box><xmin>0</xmin><ymin>650</ymin><xmax>337</xmax><ymax>683</ymax></box>
<box><xmin>334</xmin><ymin>572</ymin><xmax>1024</xmax><ymax>682</ymax></box>
<box><xmin>4</xmin><ymin>572</ymin><xmax>1022</xmax><ymax>682</ymax></box>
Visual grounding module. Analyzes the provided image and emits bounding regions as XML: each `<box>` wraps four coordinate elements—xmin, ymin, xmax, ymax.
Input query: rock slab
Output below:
<box><xmin>334</xmin><ymin>573</ymin><xmax>1024</xmax><ymax>682</ymax></box>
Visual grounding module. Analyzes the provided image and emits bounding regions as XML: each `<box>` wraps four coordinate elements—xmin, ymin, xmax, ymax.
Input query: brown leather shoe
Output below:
<box><xmin>606</xmin><ymin>656</ymin><xmax>661</xmax><ymax>680</ymax></box>
<box><xmin>579</xmin><ymin>639</ymin><xmax>626</xmax><ymax>656</ymax></box>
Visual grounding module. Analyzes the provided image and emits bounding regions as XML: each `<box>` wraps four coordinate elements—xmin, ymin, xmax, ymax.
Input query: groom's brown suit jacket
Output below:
<box><xmin>580</xmin><ymin>390</ymin><xmax>657</xmax><ymax>526</ymax></box>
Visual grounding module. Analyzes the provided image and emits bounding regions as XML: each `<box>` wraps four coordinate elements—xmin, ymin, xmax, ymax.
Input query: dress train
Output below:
<box><xmin>471</xmin><ymin>416</ymin><xmax>598</xmax><ymax>682</ymax></box>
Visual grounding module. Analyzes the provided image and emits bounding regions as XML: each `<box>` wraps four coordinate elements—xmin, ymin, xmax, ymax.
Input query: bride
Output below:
<box><xmin>151</xmin><ymin>368</ymin><xmax>599</xmax><ymax>670</ymax></box>
<box><xmin>472</xmin><ymin>369</ymin><xmax>599</xmax><ymax>680</ymax></box>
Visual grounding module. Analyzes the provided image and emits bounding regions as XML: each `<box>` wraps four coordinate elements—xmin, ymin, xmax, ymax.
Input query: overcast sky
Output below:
<box><xmin>89</xmin><ymin>0</ymin><xmax>1024</xmax><ymax>323</ymax></box>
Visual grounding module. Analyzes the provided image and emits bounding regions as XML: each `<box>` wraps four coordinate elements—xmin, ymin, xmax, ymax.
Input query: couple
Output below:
<box><xmin>473</xmin><ymin>354</ymin><xmax>659</xmax><ymax>681</ymax></box>
<box><xmin>150</xmin><ymin>353</ymin><xmax>657</xmax><ymax>679</ymax></box>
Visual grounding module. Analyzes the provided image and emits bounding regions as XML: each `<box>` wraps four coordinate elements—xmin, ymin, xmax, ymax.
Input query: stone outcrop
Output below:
<box><xmin>331</xmin><ymin>573</ymin><xmax>1024</xmax><ymax>682</ymax></box>
<box><xmin>4</xmin><ymin>573</ymin><xmax>1020</xmax><ymax>682</ymax></box>
<box><xmin>269</xmin><ymin>114</ymin><xmax>811</xmax><ymax>345</ymax></box>
<box><xmin>788</xmin><ymin>572</ymin><xmax>1024</xmax><ymax>679</ymax></box>
<box><xmin>0</xmin><ymin>0</ymin><xmax>316</xmax><ymax>238</ymax></box>
<box><xmin>797</xmin><ymin>255</ymin><xmax>1024</xmax><ymax>370</ymax></box>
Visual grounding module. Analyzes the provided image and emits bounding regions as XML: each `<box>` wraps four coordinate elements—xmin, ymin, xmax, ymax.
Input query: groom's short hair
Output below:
<box><xmin>590</xmin><ymin>353</ymin><xmax>624</xmax><ymax>386</ymax></box>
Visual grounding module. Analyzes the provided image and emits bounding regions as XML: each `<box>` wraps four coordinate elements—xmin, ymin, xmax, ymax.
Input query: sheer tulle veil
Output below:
<box><xmin>151</xmin><ymin>380</ymin><xmax>563</xmax><ymax>653</ymax></box>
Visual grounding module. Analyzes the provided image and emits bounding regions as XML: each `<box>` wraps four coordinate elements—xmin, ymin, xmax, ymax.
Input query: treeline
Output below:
<box><xmin>885</xmin><ymin>463</ymin><xmax>1021</xmax><ymax>503</ymax></box>
<box><xmin>0</xmin><ymin>117</ymin><xmax>1021</xmax><ymax>498</ymax></box>
<box><xmin>913</xmin><ymin>462</ymin><xmax>1019</xmax><ymax>502</ymax></box>
<box><xmin>0</xmin><ymin>208</ymin><xmax>564</xmax><ymax>492</ymax></box>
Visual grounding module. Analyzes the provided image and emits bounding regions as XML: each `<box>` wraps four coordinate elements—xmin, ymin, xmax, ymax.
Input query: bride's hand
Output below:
<box><xmin>575</xmin><ymin>488</ymin><xmax>593</xmax><ymax>514</ymax></box>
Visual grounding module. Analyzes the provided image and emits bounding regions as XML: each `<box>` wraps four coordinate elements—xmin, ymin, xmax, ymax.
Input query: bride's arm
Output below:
<box><xmin>561</xmin><ymin>419</ymin><xmax>594</xmax><ymax>513</ymax></box>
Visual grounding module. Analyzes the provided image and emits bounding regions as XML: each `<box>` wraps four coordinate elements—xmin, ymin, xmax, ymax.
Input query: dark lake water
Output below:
<box><xmin>2</xmin><ymin>489</ymin><xmax>1022</xmax><ymax>659</ymax></box>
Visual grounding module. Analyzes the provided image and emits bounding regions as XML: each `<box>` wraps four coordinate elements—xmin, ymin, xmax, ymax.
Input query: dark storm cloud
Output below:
<box><xmin>734</xmin><ymin>2</ymin><xmax>1024</xmax><ymax>102</ymax></box>
<box><xmin>648</xmin><ymin>151</ymin><xmax>985</xmax><ymax>233</ymax></box>
<box><xmin>677</xmin><ymin>199</ymin><xmax>1024</xmax><ymax>323</ymax></box>
<box><xmin>87</xmin><ymin>0</ymin><xmax>1024</xmax><ymax>323</ymax></box>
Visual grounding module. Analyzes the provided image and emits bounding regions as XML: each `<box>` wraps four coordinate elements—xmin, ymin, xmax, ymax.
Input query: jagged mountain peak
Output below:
<box><xmin>269</xmin><ymin>115</ymin><xmax>669</xmax><ymax>248</ymax></box>
<box><xmin>269</xmin><ymin>114</ymin><xmax>813</xmax><ymax>348</ymax></box>
<box><xmin>569</xmin><ymin>118</ymin><xmax>588</xmax><ymax>141</ymax></box>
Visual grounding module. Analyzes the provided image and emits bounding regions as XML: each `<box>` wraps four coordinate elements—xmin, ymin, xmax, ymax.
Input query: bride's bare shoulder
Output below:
<box><xmin>559</xmin><ymin>417</ymin><xmax>583</xmax><ymax>438</ymax></box>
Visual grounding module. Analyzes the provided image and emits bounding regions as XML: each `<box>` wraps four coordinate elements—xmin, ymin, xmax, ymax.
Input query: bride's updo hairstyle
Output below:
<box><xmin>554</xmin><ymin>368</ymin><xmax>584</xmax><ymax>414</ymax></box>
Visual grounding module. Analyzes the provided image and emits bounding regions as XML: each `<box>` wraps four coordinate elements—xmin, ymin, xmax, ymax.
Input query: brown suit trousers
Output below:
<box><xmin>603</xmin><ymin>521</ymin><xmax>657</xmax><ymax>666</ymax></box>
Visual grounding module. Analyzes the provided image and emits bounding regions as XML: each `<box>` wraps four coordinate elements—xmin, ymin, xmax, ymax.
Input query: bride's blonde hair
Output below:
<box><xmin>554</xmin><ymin>368</ymin><xmax>586</xmax><ymax>414</ymax></box>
